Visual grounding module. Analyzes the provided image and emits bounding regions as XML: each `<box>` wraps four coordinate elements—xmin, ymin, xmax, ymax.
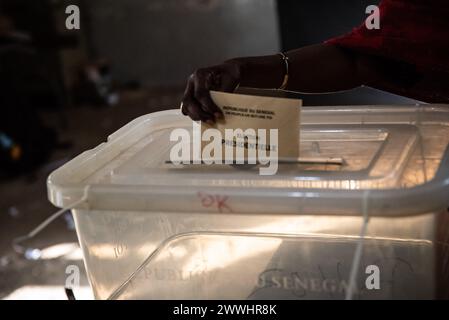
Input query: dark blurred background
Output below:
<box><xmin>0</xmin><ymin>0</ymin><xmax>417</xmax><ymax>299</ymax></box>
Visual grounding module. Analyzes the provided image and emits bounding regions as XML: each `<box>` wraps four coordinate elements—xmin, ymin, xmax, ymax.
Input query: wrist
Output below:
<box><xmin>223</xmin><ymin>58</ymin><xmax>245</xmax><ymax>80</ymax></box>
<box><xmin>224</xmin><ymin>55</ymin><xmax>285</xmax><ymax>89</ymax></box>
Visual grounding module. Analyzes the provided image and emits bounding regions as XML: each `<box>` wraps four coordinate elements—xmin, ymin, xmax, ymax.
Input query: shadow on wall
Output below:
<box><xmin>84</xmin><ymin>0</ymin><xmax>280</xmax><ymax>87</ymax></box>
<box><xmin>84</xmin><ymin>0</ymin><xmax>418</xmax><ymax>105</ymax></box>
<box><xmin>277</xmin><ymin>0</ymin><xmax>381</xmax><ymax>49</ymax></box>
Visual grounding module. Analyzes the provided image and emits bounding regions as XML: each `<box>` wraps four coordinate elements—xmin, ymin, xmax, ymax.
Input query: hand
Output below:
<box><xmin>181</xmin><ymin>60</ymin><xmax>241</xmax><ymax>123</ymax></box>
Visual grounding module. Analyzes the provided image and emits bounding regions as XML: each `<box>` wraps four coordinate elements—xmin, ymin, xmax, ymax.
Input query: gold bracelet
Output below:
<box><xmin>278</xmin><ymin>52</ymin><xmax>289</xmax><ymax>90</ymax></box>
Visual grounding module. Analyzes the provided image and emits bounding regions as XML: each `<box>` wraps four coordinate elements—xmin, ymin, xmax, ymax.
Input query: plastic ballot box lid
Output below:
<box><xmin>48</xmin><ymin>105</ymin><xmax>449</xmax><ymax>217</ymax></box>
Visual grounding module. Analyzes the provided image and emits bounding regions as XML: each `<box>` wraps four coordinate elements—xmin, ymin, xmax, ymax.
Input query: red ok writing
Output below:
<box><xmin>197</xmin><ymin>192</ymin><xmax>233</xmax><ymax>213</ymax></box>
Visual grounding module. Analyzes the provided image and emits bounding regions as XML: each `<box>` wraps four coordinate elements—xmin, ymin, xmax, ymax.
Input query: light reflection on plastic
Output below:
<box><xmin>3</xmin><ymin>285</ymin><xmax>93</xmax><ymax>300</ymax></box>
<box><xmin>89</xmin><ymin>243</ymin><xmax>123</xmax><ymax>260</ymax></box>
<box><xmin>39</xmin><ymin>243</ymin><xmax>83</xmax><ymax>260</ymax></box>
<box><xmin>181</xmin><ymin>236</ymin><xmax>282</xmax><ymax>272</ymax></box>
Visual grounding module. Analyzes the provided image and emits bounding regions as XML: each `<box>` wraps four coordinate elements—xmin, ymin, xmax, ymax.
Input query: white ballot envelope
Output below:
<box><xmin>201</xmin><ymin>91</ymin><xmax>302</xmax><ymax>163</ymax></box>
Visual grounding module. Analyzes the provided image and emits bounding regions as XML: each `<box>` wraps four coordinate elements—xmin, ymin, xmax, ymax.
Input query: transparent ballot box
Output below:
<box><xmin>47</xmin><ymin>105</ymin><xmax>449</xmax><ymax>300</ymax></box>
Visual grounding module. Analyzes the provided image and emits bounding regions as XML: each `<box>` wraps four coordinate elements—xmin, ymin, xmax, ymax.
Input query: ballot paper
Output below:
<box><xmin>201</xmin><ymin>91</ymin><xmax>302</xmax><ymax>163</ymax></box>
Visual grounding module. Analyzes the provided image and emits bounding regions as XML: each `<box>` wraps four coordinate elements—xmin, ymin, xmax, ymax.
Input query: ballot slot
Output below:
<box><xmin>109</xmin><ymin>124</ymin><xmax>419</xmax><ymax>190</ymax></box>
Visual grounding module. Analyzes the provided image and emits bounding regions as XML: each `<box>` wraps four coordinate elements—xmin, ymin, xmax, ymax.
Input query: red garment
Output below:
<box><xmin>326</xmin><ymin>0</ymin><xmax>449</xmax><ymax>103</ymax></box>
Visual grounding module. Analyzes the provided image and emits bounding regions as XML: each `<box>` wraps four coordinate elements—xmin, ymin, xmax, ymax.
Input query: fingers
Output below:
<box><xmin>181</xmin><ymin>76</ymin><xmax>213</xmax><ymax>122</ymax></box>
<box><xmin>181</xmin><ymin>78</ymin><xmax>194</xmax><ymax>116</ymax></box>
<box><xmin>184</xmin><ymin>98</ymin><xmax>212</xmax><ymax>123</ymax></box>
<box><xmin>194</xmin><ymin>88</ymin><xmax>224</xmax><ymax>120</ymax></box>
<box><xmin>181</xmin><ymin>67</ymin><xmax>229</xmax><ymax>123</ymax></box>
<box><xmin>193</xmin><ymin>69</ymin><xmax>224</xmax><ymax>120</ymax></box>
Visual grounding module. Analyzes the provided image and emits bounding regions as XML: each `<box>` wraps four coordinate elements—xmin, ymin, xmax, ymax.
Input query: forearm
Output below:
<box><xmin>225</xmin><ymin>54</ymin><xmax>285</xmax><ymax>89</ymax></box>
<box><xmin>227</xmin><ymin>44</ymin><xmax>363</xmax><ymax>93</ymax></box>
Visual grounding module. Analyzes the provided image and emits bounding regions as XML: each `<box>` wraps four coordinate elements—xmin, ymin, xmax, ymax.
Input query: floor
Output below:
<box><xmin>0</xmin><ymin>88</ymin><xmax>182</xmax><ymax>300</ymax></box>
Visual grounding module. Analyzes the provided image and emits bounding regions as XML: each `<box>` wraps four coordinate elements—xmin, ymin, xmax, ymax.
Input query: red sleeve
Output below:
<box><xmin>326</xmin><ymin>0</ymin><xmax>449</xmax><ymax>73</ymax></box>
<box><xmin>325</xmin><ymin>0</ymin><xmax>449</xmax><ymax>103</ymax></box>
